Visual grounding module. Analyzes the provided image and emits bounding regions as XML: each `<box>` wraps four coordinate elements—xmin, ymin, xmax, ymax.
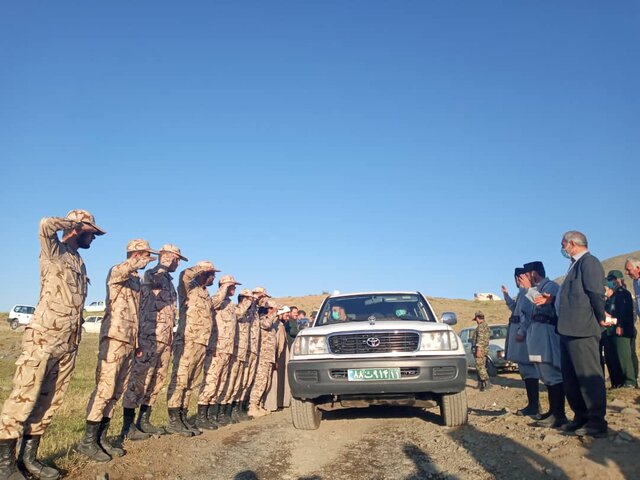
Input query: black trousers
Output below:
<box><xmin>560</xmin><ymin>335</ymin><xmax>607</xmax><ymax>427</ymax></box>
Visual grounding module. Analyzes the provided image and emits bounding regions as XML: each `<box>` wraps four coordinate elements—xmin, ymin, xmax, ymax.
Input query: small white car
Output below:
<box><xmin>82</xmin><ymin>316</ymin><xmax>104</xmax><ymax>334</ymax></box>
<box><xmin>459</xmin><ymin>324</ymin><xmax>518</xmax><ymax>376</ymax></box>
<box><xmin>7</xmin><ymin>305</ymin><xmax>36</xmax><ymax>329</ymax></box>
<box><xmin>288</xmin><ymin>291</ymin><xmax>468</xmax><ymax>430</ymax></box>
<box><xmin>85</xmin><ymin>300</ymin><xmax>106</xmax><ymax>313</ymax></box>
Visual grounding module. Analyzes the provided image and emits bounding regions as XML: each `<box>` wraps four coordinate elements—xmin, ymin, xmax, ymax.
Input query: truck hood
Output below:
<box><xmin>300</xmin><ymin>320</ymin><xmax>454</xmax><ymax>336</ymax></box>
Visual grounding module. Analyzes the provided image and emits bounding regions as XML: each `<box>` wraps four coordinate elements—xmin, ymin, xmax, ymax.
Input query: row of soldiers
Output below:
<box><xmin>0</xmin><ymin>210</ymin><xmax>283</xmax><ymax>480</ymax></box>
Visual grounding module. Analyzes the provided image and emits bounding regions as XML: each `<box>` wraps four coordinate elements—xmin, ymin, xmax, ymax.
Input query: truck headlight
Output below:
<box><xmin>419</xmin><ymin>331</ymin><xmax>458</xmax><ymax>351</ymax></box>
<box><xmin>292</xmin><ymin>335</ymin><xmax>329</xmax><ymax>355</ymax></box>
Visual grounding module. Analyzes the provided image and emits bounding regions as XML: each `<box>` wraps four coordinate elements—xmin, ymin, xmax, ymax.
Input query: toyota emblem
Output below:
<box><xmin>366</xmin><ymin>337</ymin><xmax>381</xmax><ymax>347</ymax></box>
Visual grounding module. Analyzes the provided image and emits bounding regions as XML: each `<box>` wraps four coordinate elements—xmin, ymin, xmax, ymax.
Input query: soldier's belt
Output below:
<box><xmin>532</xmin><ymin>314</ymin><xmax>557</xmax><ymax>325</ymax></box>
<box><xmin>509</xmin><ymin>315</ymin><xmax>521</xmax><ymax>324</ymax></box>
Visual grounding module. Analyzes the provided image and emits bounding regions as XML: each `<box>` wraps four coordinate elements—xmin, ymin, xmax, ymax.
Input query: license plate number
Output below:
<box><xmin>347</xmin><ymin>368</ymin><xmax>401</xmax><ymax>381</ymax></box>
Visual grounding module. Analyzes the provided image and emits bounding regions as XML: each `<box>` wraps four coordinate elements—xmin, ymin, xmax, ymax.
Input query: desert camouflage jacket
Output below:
<box><xmin>258</xmin><ymin>311</ymin><xmax>278</xmax><ymax>364</ymax></box>
<box><xmin>181</xmin><ymin>265</ymin><xmax>214</xmax><ymax>347</ymax></box>
<box><xmin>233</xmin><ymin>299</ymin><xmax>254</xmax><ymax>361</ymax></box>
<box><xmin>29</xmin><ymin>217</ymin><xmax>88</xmax><ymax>348</ymax></box>
<box><xmin>247</xmin><ymin>304</ymin><xmax>261</xmax><ymax>355</ymax></box>
<box><xmin>139</xmin><ymin>264</ymin><xmax>177</xmax><ymax>346</ymax></box>
<box><xmin>100</xmin><ymin>258</ymin><xmax>143</xmax><ymax>346</ymax></box>
<box><xmin>213</xmin><ymin>287</ymin><xmax>237</xmax><ymax>355</ymax></box>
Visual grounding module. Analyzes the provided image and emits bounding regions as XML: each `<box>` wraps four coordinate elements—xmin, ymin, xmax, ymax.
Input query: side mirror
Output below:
<box><xmin>440</xmin><ymin>311</ymin><xmax>457</xmax><ymax>325</ymax></box>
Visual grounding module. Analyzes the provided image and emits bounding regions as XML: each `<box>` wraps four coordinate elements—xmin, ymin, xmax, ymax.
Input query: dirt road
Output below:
<box><xmin>70</xmin><ymin>374</ymin><xmax>640</xmax><ymax>480</ymax></box>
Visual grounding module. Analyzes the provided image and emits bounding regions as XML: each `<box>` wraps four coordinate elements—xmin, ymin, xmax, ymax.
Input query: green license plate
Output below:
<box><xmin>347</xmin><ymin>368</ymin><xmax>401</xmax><ymax>381</ymax></box>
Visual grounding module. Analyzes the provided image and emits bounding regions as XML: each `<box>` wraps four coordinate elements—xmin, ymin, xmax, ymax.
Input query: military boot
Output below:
<box><xmin>137</xmin><ymin>405</ymin><xmax>165</xmax><ymax>435</ymax></box>
<box><xmin>217</xmin><ymin>404</ymin><xmax>232</xmax><ymax>426</ymax></box>
<box><xmin>247</xmin><ymin>403</ymin><xmax>268</xmax><ymax>418</ymax></box>
<box><xmin>535</xmin><ymin>383</ymin><xmax>568</xmax><ymax>428</ymax></box>
<box><xmin>77</xmin><ymin>421</ymin><xmax>111</xmax><ymax>462</ymax></box>
<box><xmin>120</xmin><ymin>408</ymin><xmax>150</xmax><ymax>441</ymax></box>
<box><xmin>241</xmin><ymin>401</ymin><xmax>252</xmax><ymax>420</ymax></box>
<box><xmin>195</xmin><ymin>404</ymin><xmax>217</xmax><ymax>430</ymax></box>
<box><xmin>98</xmin><ymin>418</ymin><xmax>124</xmax><ymax>458</ymax></box>
<box><xmin>230</xmin><ymin>402</ymin><xmax>242</xmax><ymax>424</ymax></box>
<box><xmin>517</xmin><ymin>378</ymin><xmax>541</xmax><ymax>417</ymax></box>
<box><xmin>483</xmin><ymin>379</ymin><xmax>492</xmax><ymax>390</ymax></box>
<box><xmin>207</xmin><ymin>404</ymin><xmax>221</xmax><ymax>427</ymax></box>
<box><xmin>18</xmin><ymin>435</ymin><xmax>60</xmax><ymax>480</ymax></box>
<box><xmin>180</xmin><ymin>408</ymin><xmax>202</xmax><ymax>436</ymax></box>
<box><xmin>0</xmin><ymin>439</ymin><xmax>26</xmax><ymax>480</ymax></box>
<box><xmin>165</xmin><ymin>408</ymin><xmax>193</xmax><ymax>437</ymax></box>
<box><xmin>235</xmin><ymin>401</ymin><xmax>249</xmax><ymax>421</ymax></box>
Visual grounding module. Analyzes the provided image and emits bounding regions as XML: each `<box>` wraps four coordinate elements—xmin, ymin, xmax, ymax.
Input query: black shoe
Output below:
<box><xmin>98</xmin><ymin>418</ymin><xmax>125</xmax><ymax>457</ymax></box>
<box><xmin>180</xmin><ymin>408</ymin><xmax>202</xmax><ymax>436</ymax></box>
<box><xmin>120</xmin><ymin>408</ymin><xmax>151</xmax><ymax>441</ymax></box>
<box><xmin>561</xmin><ymin>419</ymin><xmax>587</xmax><ymax>433</ymax></box>
<box><xmin>165</xmin><ymin>408</ymin><xmax>193</xmax><ymax>437</ymax></box>
<box><xmin>0</xmin><ymin>439</ymin><xmax>27</xmax><ymax>480</ymax></box>
<box><xmin>517</xmin><ymin>378</ymin><xmax>540</xmax><ymax>417</ymax></box>
<box><xmin>77</xmin><ymin>421</ymin><xmax>111</xmax><ymax>462</ymax></box>
<box><xmin>574</xmin><ymin>424</ymin><xmax>608</xmax><ymax>438</ymax></box>
<box><xmin>195</xmin><ymin>404</ymin><xmax>218</xmax><ymax>430</ymax></box>
<box><xmin>534</xmin><ymin>414</ymin><xmax>567</xmax><ymax>428</ymax></box>
<box><xmin>217</xmin><ymin>404</ymin><xmax>232</xmax><ymax>426</ymax></box>
<box><xmin>516</xmin><ymin>404</ymin><xmax>540</xmax><ymax>417</ymax></box>
<box><xmin>137</xmin><ymin>405</ymin><xmax>165</xmax><ymax>435</ymax></box>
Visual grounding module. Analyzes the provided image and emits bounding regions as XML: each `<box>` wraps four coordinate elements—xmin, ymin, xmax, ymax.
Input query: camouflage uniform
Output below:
<box><xmin>198</xmin><ymin>277</ymin><xmax>243</xmax><ymax>405</ymax></box>
<box><xmin>249</xmin><ymin>306</ymin><xmax>278</xmax><ymax>410</ymax></box>
<box><xmin>219</xmin><ymin>295</ymin><xmax>253</xmax><ymax>404</ymax></box>
<box><xmin>238</xmin><ymin>302</ymin><xmax>261</xmax><ymax>403</ymax></box>
<box><xmin>86</xmin><ymin>239</ymin><xmax>158</xmax><ymax>421</ymax></box>
<box><xmin>166</xmin><ymin>263</ymin><xmax>217</xmax><ymax>409</ymax></box>
<box><xmin>472</xmin><ymin>313</ymin><xmax>491</xmax><ymax>383</ymax></box>
<box><xmin>123</xmin><ymin>245</ymin><xmax>187</xmax><ymax>409</ymax></box>
<box><xmin>0</xmin><ymin>212</ymin><xmax>104</xmax><ymax>440</ymax></box>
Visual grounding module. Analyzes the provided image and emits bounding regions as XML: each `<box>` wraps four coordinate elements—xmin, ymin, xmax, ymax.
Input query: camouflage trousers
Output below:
<box><xmin>166</xmin><ymin>340</ymin><xmax>206</xmax><ymax>409</ymax></box>
<box><xmin>197</xmin><ymin>352</ymin><xmax>232</xmax><ymax>405</ymax></box>
<box><xmin>239</xmin><ymin>352</ymin><xmax>259</xmax><ymax>402</ymax></box>
<box><xmin>86</xmin><ymin>338</ymin><xmax>134</xmax><ymax>422</ymax></box>
<box><xmin>219</xmin><ymin>358</ymin><xmax>246</xmax><ymax>404</ymax></box>
<box><xmin>475</xmin><ymin>352</ymin><xmax>489</xmax><ymax>382</ymax></box>
<box><xmin>0</xmin><ymin>329</ymin><xmax>78</xmax><ymax>439</ymax></box>
<box><xmin>123</xmin><ymin>338</ymin><xmax>172</xmax><ymax>409</ymax></box>
<box><xmin>249</xmin><ymin>359</ymin><xmax>275</xmax><ymax>406</ymax></box>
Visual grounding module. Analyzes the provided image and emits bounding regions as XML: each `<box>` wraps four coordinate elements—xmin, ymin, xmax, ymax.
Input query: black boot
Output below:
<box><xmin>235</xmin><ymin>401</ymin><xmax>249</xmax><ymax>421</ymax></box>
<box><xmin>0</xmin><ymin>439</ymin><xmax>26</xmax><ymax>480</ymax></box>
<box><xmin>137</xmin><ymin>405</ymin><xmax>165</xmax><ymax>435</ymax></box>
<box><xmin>195</xmin><ymin>404</ymin><xmax>218</xmax><ymax>430</ymax></box>
<box><xmin>165</xmin><ymin>408</ymin><xmax>193</xmax><ymax>437</ymax></box>
<box><xmin>120</xmin><ymin>408</ymin><xmax>150</xmax><ymax>441</ymax></box>
<box><xmin>217</xmin><ymin>404</ymin><xmax>232</xmax><ymax>426</ymax></box>
<box><xmin>242</xmin><ymin>401</ymin><xmax>252</xmax><ymax>421</ymax></box>
<box><xmin>98</xmin><ymin>418</ymin><xmax>124</xmax><ymax>458</ymax></box>
<box><xmin>180</xmin><ymin>408</ymin><xmax>202</xmax><ymax>436</ymax></box>
<box><xmin>207</xmin><ymin>404</ymin><xmax>220</xmax><ymax>426</ymax></box>
<box><xmin>77</xmin><ymin>421</ymin><xmax>111</xmax><ymax>462</ymax></box>
<box><xmin>535</xmin><ymin>383</ymin><xmax>568</xmax><ymax>428</ymax></box>
<box><xmin>517</xmin><ymin>379</ymin><xmax>541</xmax><ymax>417</ymax></box>
<box><xmin>230</xmin><ymin>402</ymin><xmax>242</xmax><ymax>424</ymax></box>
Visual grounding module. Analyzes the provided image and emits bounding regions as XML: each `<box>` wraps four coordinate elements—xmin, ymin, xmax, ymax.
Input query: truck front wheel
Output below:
<box><xmin>440</xmin><ymin>390</ymin><xmax>468</xmax><ymax>426</ymax></box>
<box><xmin>291</xmin><ymin>397</ymin><xmax>322</xmax><ymax>430</ymax></box>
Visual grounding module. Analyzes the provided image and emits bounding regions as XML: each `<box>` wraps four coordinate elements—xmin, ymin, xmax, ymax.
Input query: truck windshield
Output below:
<box><xmin>315</xmin><ymin>294</ymin><xmax>436</xmax><ymax>326</ymax></box>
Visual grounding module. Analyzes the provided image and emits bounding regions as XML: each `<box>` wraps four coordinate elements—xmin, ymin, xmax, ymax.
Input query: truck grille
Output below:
<box><xmin>328</xmin><ymin>332</ymin><xmax>419</xmax><ymax>354</ymax></box>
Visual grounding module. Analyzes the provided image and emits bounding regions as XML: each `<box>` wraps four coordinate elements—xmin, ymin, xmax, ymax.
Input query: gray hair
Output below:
<box><xmin>563</xmin><ymin>230</ymin><xmax>588</xmax><ymax>246</ymax></box>
<box><xmin>626</xmin><ymin>257</ymin><xmax>640</xmax><ymax>268</ymax></box>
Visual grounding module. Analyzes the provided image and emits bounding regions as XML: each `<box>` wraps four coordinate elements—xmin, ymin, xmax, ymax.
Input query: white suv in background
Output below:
<box><xmin>7</xmin><ymin>305</ymin><xmax>36</xmax><ymax>329</ymax></box>
<box><xmin>85</xmin><ymin>300</ymin><xmax>106</xmax><ymax>313</ymax></box>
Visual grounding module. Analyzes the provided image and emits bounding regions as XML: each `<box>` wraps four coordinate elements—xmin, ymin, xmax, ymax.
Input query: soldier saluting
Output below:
<box><xmin>0</xmin><ymin>210</ymin><xmax>105</xmax><ymax>480</ymax></box>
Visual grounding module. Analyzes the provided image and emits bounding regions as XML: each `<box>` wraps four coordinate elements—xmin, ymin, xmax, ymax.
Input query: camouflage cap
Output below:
<box><xmin>474</xmin><ymin>310</ymin><xmax>485</xmax><ymax>319</ymax></box>
<box><xmin>160</xmin><ymin>244</ymin><xmax>188</xmax><ymax>261</ymax></box>
<box><xmin>238</xmin><ymin>288</ymin><xmax>255</xmax><ymax>298</ymax></box>
<box><xmin>66</xmin><ymin>209</ymin><xmax>106</xmax><ymax>235</ymax></box>
<box><xmin>196</xmin><ymin>260</ymin><xmax>221</xmax><ymax>272</ymax></box>
<box><xmin>265</xmin><ymin>299</ymin><xmax>278</xmax><ymax>309</ymax></box>
<box><xmin>126</xmin><ymin>239</ymin><xmax>159</xmax><ymax>255</ymax></box>
<box><xmin>252</xmin><ymin>286</ymin><xmax>271</xmax><ymax>298</ymax></box>
<box><xmin>219</xmin><ymin>274</ymin><xmax>242</xmax><ymax>286</ymax></box>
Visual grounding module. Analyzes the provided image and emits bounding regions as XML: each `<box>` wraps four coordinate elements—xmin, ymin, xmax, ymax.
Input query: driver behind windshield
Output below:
<box><xmin>330</xmin><ymin>306</ymin><xmax>348</xmax><ymax>321</ymax></box>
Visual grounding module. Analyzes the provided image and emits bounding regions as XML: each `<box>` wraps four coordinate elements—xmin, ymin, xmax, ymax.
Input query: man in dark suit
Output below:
<box><xmin>556</xmin><ymin>231</ymin><xmax>607</xmax><ymax>437</ymax></box>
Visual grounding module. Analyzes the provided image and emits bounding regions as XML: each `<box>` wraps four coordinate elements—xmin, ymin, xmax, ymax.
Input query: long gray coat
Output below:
<box><xmin>504</xmin><ymin>290</ymin><xmax>534</xmax><ymax>364</ymax></box>
<box><xmin>526</xmin><ymin>278</ymin><xmax>562</xmax><ymax>369</ymax></box>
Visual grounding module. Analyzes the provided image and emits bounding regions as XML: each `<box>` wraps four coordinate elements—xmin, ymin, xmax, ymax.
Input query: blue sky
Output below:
<box><xmin>1</xmin><ymin>1</ymin><xmax>638</xmax><ymax>310</ymax></box>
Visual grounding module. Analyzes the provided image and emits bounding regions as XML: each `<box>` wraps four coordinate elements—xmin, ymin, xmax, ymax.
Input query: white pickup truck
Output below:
<box><xmin>288</xmin><ymin>291</ymin><xmax>468</xmax><ymax>430</ymax></box>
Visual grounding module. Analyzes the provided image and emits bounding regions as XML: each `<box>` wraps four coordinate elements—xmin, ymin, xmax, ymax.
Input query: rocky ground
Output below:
<box><xmin>66</xmin><ymin>374</ymin><xmax>640</xmax><ymax>480</ymax></box>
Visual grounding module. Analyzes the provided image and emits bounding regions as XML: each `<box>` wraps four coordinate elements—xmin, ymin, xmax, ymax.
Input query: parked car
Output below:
<box><xmin>7</xmin><ymin>305</ymin><xmax>36</xmax><ymax>329</ymax></box>
<box><xmin>82</xmin><ymin>316</ymin><xmax>104</xmax><ymax>334</ymax></box>
<box><xmin>458</xmin><ymin>324</ymin><xmax>518</xmax><ymax>376</ymax></box>
<box><xmin>85</xmin><ymin>300</ymin><xmax>105</xmax><ymax>313</ymax></box>
<box><xmin>288</xmin><ymin>291</ymin><xmax>468</xmax><ymax>430</ymax></box>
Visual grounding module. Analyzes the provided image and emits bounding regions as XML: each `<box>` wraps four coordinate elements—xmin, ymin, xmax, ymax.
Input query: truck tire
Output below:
<box><xmin>486</xmin><ymin>358</ymin><xmax>498</xmax><ymax>377</ymax></box>
<box><xmin>291</xmin><ymin>397</ymin><xmax>322</xmax><ymax>430</ymax></box>
<box><xmin>10</xmin><ymin>320</ymin><xmax>19</xmax><ymax>330</ymax></box>
<box><xmin>440</xmin><ymin>390</ymin><xmax>468</xmax><ymax>427</ymax></box>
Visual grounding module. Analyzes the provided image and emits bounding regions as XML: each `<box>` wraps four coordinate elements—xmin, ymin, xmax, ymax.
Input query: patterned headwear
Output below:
<box><xmin>219</xmin><ymin>274</ymin><xmax>242</xmax><ymax>286</ymax></box>
<box><xmin>66</xmin><ymin>209</ymin><xmax>106</xmax><ymax>235</ymax></box>
<box><xmin>474</xmin><ymin>310</ymin><xmax>485</xmax><ymax>319</ymax></box>
<box><xmin>252</xmin><ymin>286</ymin><xmax>271</xmax><ymax>298</ymax></box>
<box><xmin>265</xmin><ymin>299</ymin><xmax>278</xmax><ymax>309</ymax></box>
<box><xmin>238</xmin><ymin>288</ymin><xmax>255</xmax><ymax>298</ymax></box>
<box><xmin>126</xmin><ymin>239</ymin><xmax>159</xmax><ymax>254</ymax></box>
<box><xmin>196</xmin><ymin>260</ymin><xmax>221</xmax><ymax>272</ymax></box>
<box><xmin>160</xmin><ymin>244</ymin><xmax>188</xmax><ymax>261</ymax></box>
